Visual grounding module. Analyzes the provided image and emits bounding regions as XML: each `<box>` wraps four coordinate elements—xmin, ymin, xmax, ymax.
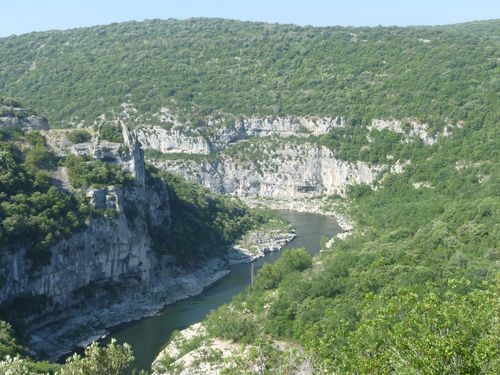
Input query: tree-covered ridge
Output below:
<box><xmin>0</xmin><ymin>122</ymin><xmax>138</xmax><ymax>266</ymax></box>
<box><xmin>200</xmin><ymin>166</ymin><xmax>499</xmax><ymax>373</ymax></box>
<box><xmin>191</xmin><ymin>101</ymin><xmax>499</xmax><ymax>373</ymax></box>
<box><xmin>0</xmin><ymin>18</ymin><xmax>498</xmax><ymax>128</ymax></box>
<box><xmin>0</xmin><ymin>128</ymin><xmax>87</xmax><ymax>264</ymax></box>
<box><xmin>0</xmin><ymin>123</ymin><xmax>274</xmax><ymax>373</ymax></box>
<box><xmin>0</xmin><ymin>112</ymin><xmax>269</xmax><ymax>271</ymax></box>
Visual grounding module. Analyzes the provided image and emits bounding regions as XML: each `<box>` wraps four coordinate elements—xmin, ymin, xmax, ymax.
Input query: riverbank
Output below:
<box><xmin>37</xmin><ymin>258</ymin><xmax>230</xmax><ymax>362</ymax></box>
<box><xmin>152</xmin><ymin>322</ymin><xmax>314</xmax><ymax>375</ymax></box>
<box><xmin>148</xmin><ymin>209</ymin><xmax>346</xmax><ymax>373</ymax></box>
<box><xmin>227</xmin><ymin>218</ymin><xmax>296</xmax><ymax>264</ymax></box>
<box><xmin>241</xmin><ymin>195</ymin><xmax>354</xmax><ymax>231</ymax></box>
<box><xmin>40</xmin><ymin>216</ymin><xmax>296</xmax><ymax>363</ymax></box>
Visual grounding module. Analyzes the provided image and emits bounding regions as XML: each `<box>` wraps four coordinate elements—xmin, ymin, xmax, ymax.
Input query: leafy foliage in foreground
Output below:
<box><xmin>202</xmin><ymin>114</ymin><xmax>500</xmax><ymax>373</ymax></box>
<box><xmin>0</xmin><ymin>19</ymin><xmax>498</xmax><ymax>128</ymax></box>
<box><xmin>0</xmin><ymin>321</ymin><xmax>23</xmax><ymax>360</ymax></box>
<box><xmin>317</xmin><ymin>281</ymin><xmax>499</xmax><ymax>374</ymax></box>
<box><xmin>0</xmin><ymin>337</ymin><xmax>134</xmax><ymax>375</ymax></box>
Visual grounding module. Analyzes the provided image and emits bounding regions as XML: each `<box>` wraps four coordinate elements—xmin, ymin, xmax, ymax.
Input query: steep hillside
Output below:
<box><xmin>0</xmin><ymin>19</ymin><xmax>498</xmax><ymax>129</ymax></box>
<box><xmin>0</xmin><ymin>104</ymin><xmax>290</xmax><ymax>364</ymax></box>
<box><xmin>0</xmin><ymin>18</ymin><xmax>498</xmax><ymax>374</ymax></box>
<box><xmin>151</xmin><ymin>103</ymin><xmax>499</xmax><ymax>373</ymax></box>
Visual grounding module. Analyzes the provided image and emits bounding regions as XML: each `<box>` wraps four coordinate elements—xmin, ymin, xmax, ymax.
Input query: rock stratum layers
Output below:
<box><xmin>155</xmin><ymin>143</ymin><xmax>383</xmax><ymax>198</ymax></box>
<box><xmin>0</xmin><ymin>122</ymin><xmax>301</xmax><ymax>360</ymax></box>
<box><xmin>133</xmin><ymin>116</ymin><xmax>391</xmax><ymax>199</ymax></box>
<box><xmin>0</xmin><ymin>113</ymin><xmax>424</xmax><ymax>360</ymax></box>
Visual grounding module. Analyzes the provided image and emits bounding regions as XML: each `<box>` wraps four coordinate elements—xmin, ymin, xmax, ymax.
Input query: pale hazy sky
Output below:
<box><xmin>1</xmin><ymin>0</ymin><xmax>499</xmax><ymax>37</ymax></box>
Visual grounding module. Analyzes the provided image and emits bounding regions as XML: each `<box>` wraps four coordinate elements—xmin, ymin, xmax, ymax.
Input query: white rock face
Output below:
<box><xmin>0</xmin><ymin>123</ymin><xmax>303</xmax><ymax>359</ymax></box>
<box><xmin>0</xmin><ymin>129</ymin><xmax>166</xmax><ymax>308</ymax></box>
<box><xmin>235</xmin><ymin>115</ymin><xmax>345</xmax><ymax>137</ymax></box>
<box><xmin>0</xmin><ymin>124</ymin><xmax>233</xmax><ymax>359</ymax></box>
<box><xmin>152</xmin><ymin>322</ymin><xmax>314</xmax><ymax>375</ymax></box>
<box><xmin>0</xmin><ymin>109</ymin><xmax>49</xmax><ymax>130</ymax></box>
<box><xmin>135</xmin><ymin>115</ymin><xmax>345</xmax><ymax>154</ymax></box>
<box><xmin>0</xmin><ymin>197</ymin><xmax>156</xmax><ymax>305</ymax></box>
<box><xmin>390</xmin><ymin>159</ymin><xmax>412</xmax><ymax>174</ymax></box>
<box><xmin>155</xmin><ymin>143</ymin><xmax>384</xmax><ymax>199</ymax></box>
<box><xmin>368</xmin><ymin>118</ymin><xmax>437</xmax><ymax>145</ymax></box>
<box><xmin>368</xmin><ymin>118</ymin><xmax>462</xmax><ymax>146</ymax></box>
<box><xmin>412</xmin><ymin>181</ymin><xmax>433</xmax><ymax>189</ymax></box>
<box><xmin>135</xmin><ymin>126</ymin><xmax>212</xmax><ymax>154</ymax></box>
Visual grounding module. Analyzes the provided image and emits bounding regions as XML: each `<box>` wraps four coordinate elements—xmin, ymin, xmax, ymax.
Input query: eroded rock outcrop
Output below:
<box><xmin>134</xmin><ymin>115</ymin><xmax>345</xmax><ymax>155</ymax></box>
<box><xmin>0</xmin><ymin>124</ymin><xmax>300</xmax><ymax>360</ymax></box>
<box><xmin>154</xmin><ymin>142</ymin><xmax>384</xmax><ymax>199</ymax></box>
<box><xmin>0</xmin><ymin>104</ymin><xmax>48</xmax><ymax>130</ymax></box>
<box><xmin>0</xmin><ymin>126</ymin><xmax>201</xmax><ymax>359</ymax></box>
<box><xmin>135</xmin><ymin>127</ymin><xmax>212</xmax><ymax>154</ymax></box>
<box><xmin>368</xmin><ymin>118</ymin><xmax>462</xmax><ymax>145</ymax></box>
<box><xmin>0</xmin><ymin>126</ymin><xmax>178</xmax><ymax>358</ymax></box>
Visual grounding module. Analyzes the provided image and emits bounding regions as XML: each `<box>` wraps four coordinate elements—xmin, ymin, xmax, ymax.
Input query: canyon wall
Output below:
<box><xmin>154</xmin><ymin>142</ymin><xmax>384</xmax><ymax>199</ymax></box>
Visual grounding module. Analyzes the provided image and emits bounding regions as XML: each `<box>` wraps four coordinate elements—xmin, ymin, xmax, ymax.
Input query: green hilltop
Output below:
<box><xmin>0</xmin><ymin>18</ymin><xmax>498</xmax><ymax>374</ymax></box>
<box><xmin>0</xmin><ymin>18</ymin><xmax>498</xmax><ymax>129</ymax></box>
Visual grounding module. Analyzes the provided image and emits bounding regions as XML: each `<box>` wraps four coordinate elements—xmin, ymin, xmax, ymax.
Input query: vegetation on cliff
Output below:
<box><xmin>196</xmin><ymin>119</ymin><xmax>499</xmax><ymax>373</ymax></box>
<box><xmin>65</xmin><ymin>129</ymin><xmax>91</xmax><ymax>144</ymax></box>
<box><xmin>0</xmin><ymin>17</ymin><xmax>498</xmax><ymax>374</ymax></box>
<box><xmin>147</xmin><ymin>166</ymin><xmax>270</xmax><ymax>264</ymax></box>
<box><xmin>64</xmin><ymin>155</ymin><xmax>133</xmax><ymax>188</ymax></box>
<box><xmin>0</xmin><ymin>128</ymin><xmax>86</xmax><ymax>264</ymax></box>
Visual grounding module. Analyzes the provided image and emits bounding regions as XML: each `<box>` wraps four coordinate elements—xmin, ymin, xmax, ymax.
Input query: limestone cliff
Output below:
<box><xmin>134</xmin><ymin>116</ymin><xmax>437</xmax><ymax>200</ymax></box>
<box><xmin>368</xmin><ymin>118</ymin><xmax>462</xmax><ymax>145</ymax></box>
<box><xmin>135</xmin><ymin>127</ymin><xmax>212</xmax><ymax>154</ymax></box>
<box><xmin>0</xmin><ymin>126</ymin><xmax>230</xmax><ymax>360</ymax></box>
<box><xmin>0</xmin><ymin>101</ymin><xmax>48</xmax><ymax>130</ymax></box>
<box><xmin>134</xmin><ymin>115</ymin><xmax>345</xmax><ymax>155</ymax></box>
<box><xmin>132</xmin><ymin>115</ymin><xmax>461</xmax><ymax>201</ymax></box>
<box><xmin>0</xmin><ymin>123</ymin><xmax>299</xmax><ymax>360</ymax></box>
<box><xmin>153</xmin><ymin>141</ymin><xmax>384</xmax><ymax>199</ymax></box>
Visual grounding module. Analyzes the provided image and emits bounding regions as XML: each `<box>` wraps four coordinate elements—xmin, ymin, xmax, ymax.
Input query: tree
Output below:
<box><xmin>57</xmin><ymin>339</ymin><xmax>134</xmax><ymax>375</ymax></box>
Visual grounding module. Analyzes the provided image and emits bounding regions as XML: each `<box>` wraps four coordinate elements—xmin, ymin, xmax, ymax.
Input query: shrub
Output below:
<box><xmin>66</xmin><ymin>130</ymin><xmax>91</xmax><ymax>144</ymax></box>
<box><xmin>98</xmin><ymin>124</ymin><xmax>123</xmax><ymax>143</ymax></box>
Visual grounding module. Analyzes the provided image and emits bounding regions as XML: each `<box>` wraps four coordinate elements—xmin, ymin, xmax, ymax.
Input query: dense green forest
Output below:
<box><xmin>0</xmin><ymin>18</ymin><xmax>498</xmax><ymax>129</ymax></box>
<box><xmin>201</xmin><ymin>119</ymin><xmax>499</xmax><ymax>373</ymax></box>
<box><xmin>0</xmin><ymin>124</ymin><xmax>265</xmax><ymax>265</ymax></box>
<box><xmin>0</xmin><ymin>128</ymin><xmax>87</xmax><ymax>265</ymax></box>
<box><xmin>146</xmin><ymin>166</ymin><xmax>269</xmax><ymax>264</ymax></box>
<box><xmin>0</xmin><ymin>18</ymin><xmax>498</xmax><ymax>374</ymax></box>
<box><xmin>0</xmin><ymin>130</ymin><xmax>269</xmax><ymax>373</ymax></box>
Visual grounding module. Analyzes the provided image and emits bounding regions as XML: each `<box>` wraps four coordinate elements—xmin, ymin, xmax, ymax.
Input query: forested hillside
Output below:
<box><xmin>0</xmin><ymin>18</ymin><xmax>498</xmax><ymax>129</ymax></box>
<box><xmin>152</xmin><ymin>82</ymin><xmax>499</xmax><ymax>371</ymax></box>
<box><xmin>0</xmin><ymin>108</ymin><xmax>271</xmax><ymax>373</ymax></box>
<box><xmin>0</xmin><ymin>18</ymin><xmax>498</xmax><ymax>374</ymax></box>
<box><xmin>197</xmin><ymin>139</ymin><xmax>499</xmax><ymax>373</ymax></box>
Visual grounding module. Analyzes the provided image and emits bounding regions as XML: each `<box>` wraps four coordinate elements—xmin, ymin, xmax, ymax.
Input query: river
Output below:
<box><xmin>108</xmin><ymin>210</ymin><xmax>341</xmax><ymax>372</ymax></box>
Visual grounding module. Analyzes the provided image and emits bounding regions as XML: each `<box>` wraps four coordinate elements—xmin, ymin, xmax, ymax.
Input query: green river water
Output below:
<box><xmin>109</xmin><ymin>210</ymin><xmax>341</xmax><ymax>371</ymax></box>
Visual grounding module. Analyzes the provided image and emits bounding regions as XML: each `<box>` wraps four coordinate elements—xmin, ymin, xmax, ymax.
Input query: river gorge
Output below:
<box><xmin>108</xmin><ymin>210</ymin><xmax>341</xmax><ymax>372</ymax></box>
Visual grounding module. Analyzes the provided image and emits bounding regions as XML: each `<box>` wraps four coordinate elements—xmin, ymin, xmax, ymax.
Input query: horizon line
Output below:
<box><xmin>1</xmin><ymin>16</ymin><xmax>498</xmax><ymax>39</ymax></box>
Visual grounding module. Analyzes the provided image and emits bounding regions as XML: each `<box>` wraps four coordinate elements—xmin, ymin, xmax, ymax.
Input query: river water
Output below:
<box><xmin>109</xmin><ymin>210</ymin><xmax>341</xmax><ymax>372</ymax></box>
